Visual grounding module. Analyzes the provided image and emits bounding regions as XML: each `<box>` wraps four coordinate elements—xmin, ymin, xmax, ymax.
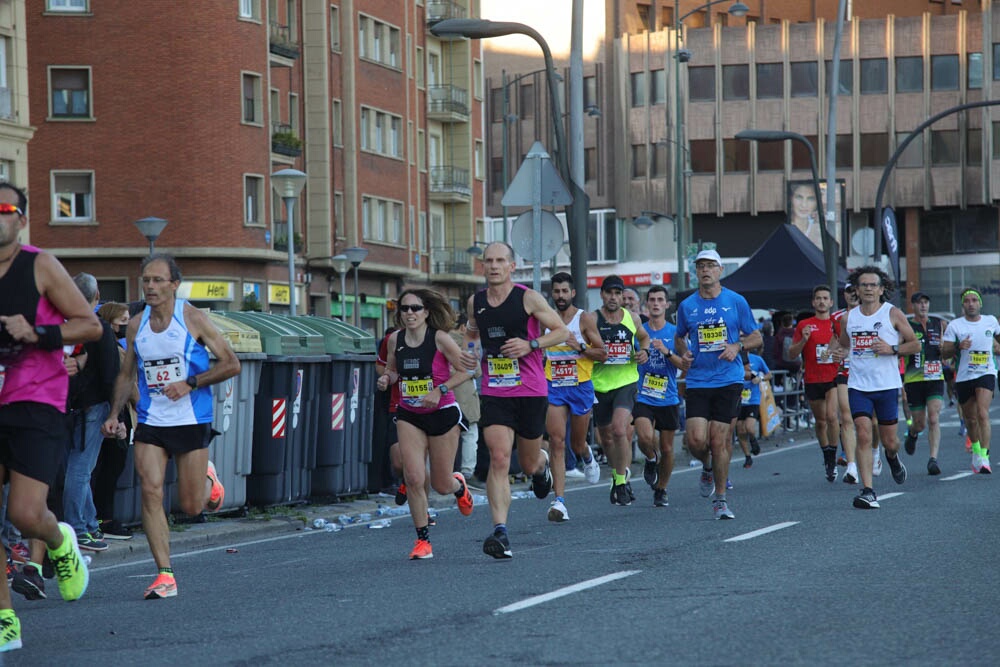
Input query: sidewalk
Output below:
<box><xmin>95</xmin><ymin>424</ymin><xmax>811</xmax><ymax>565</ymax></box>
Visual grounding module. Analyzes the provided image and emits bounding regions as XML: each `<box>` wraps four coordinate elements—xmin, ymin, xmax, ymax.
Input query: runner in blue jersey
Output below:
<box><xmin>674</xmin><ymin>249</ymin><xmax>761</xmax><ymax>520</ymax></box>
<box><xmin>633</xmin><ymin>286</ymin><xmax>688</xmax><ymax>507</ymax></box>
<box><xmin>736</xmin><ymin>352</ymin><xmax>771</xmax><ymax>469</ymax></box>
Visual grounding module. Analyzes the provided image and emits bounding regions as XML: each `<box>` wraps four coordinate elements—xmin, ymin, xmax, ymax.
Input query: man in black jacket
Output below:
<box><xmin>63</xmin><ymin>274</ymin><xmax>120</xmax><ymax>553</ymax></box>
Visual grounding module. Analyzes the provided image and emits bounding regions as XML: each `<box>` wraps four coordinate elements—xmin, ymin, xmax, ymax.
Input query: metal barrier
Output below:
<box><xmin>770</xmin><ymin>369</ymin><xmax>813</xmax><ymax>432</ymax></box>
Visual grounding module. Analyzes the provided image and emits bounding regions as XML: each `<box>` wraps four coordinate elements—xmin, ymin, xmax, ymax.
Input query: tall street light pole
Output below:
<box><xmin>673</xmin><ymin>1</ymin><xmax>749</xmax><ymax>291</ymax></box>
<box><xmin>133</xmin><ymin>216</ymin><xmax>168</xmax><ymax>256</ymax></box>
<box><xmin>431</xmin><ymin>18</ymin><xmax>589</xmax><ymax>307</ymax></box>
<box><xmin>344</xmin><ymin>246</ymin><xmax>368</xmax><ymax>328</ymax></box>
<box><xmin>736</xmin><ymin>129</ymin><xmax>838</xmax><ymax>291</ymax></box>
<box><xmin>271</xmin><ymin>168</ymin><xmax>308</xmax><ymax>316</ymax></box>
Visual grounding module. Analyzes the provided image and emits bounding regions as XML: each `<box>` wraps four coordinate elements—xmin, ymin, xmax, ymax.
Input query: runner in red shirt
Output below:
<box><xmin>788</xmin><ymin>285</ymin><xmax>841</xmax><ymax>482</ymax></box>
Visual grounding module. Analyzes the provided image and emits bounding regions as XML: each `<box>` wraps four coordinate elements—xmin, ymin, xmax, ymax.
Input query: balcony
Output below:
<box><xmin>426</xmin><ymin>1</ymin><xmax>466</xmax><ymax>24</ymax></box>
<box><xmin>428</xmin><ymin>166</ymin><xmax>471</xmax><ymax>202</ymax></box>
<box><xmin>271</xmin><ymin>123</ymin><xmax>302</xmax><ymax>157</ymax></box>
<box><xmin>269</xmin><ymin>22</ymin><xmax>299</xmax><ymax>60</ymax></box>
<box><xmin>427</xmin><ymin>85</ymin><xmax>469</xmax><ymax>123</ymax></box>
<box><xmin>431</xmin><ymin>245</ymin><xmax>476</xmax><ymax>276</ymax></box>
<box><xmin>272</xmin><ymin>221</ymin><xmax>303</xmax><ymax>253</ymax></box>
<box><xmin>0</xmin><ymin>88</ymin><xmax>11</xmax><ymax>121</ymax></box>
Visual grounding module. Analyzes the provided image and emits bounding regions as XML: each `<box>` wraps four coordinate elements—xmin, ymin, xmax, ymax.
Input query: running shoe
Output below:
<box><xmin>825</xmin><ymin>461</ymin><xmax>837</xmax><ymax>483</ymax></box>
<box><xmin>852</xmin><ymin>488</ymin><xmax>879</xmax><ymax>509</ymax></box>
<box><xmin>144</xmin><ymin>573</ymin><xmax>177</xmax><ymax>600</ymax></box>
<box><xmin>887</xmin><ymin>453</ymin><xmax>907</xmax><ymax>484</ymax></box>
<box><xmin>426</xmin><ymin>513</ymin><xmax>436</xmax><ymax>527</ymax></box>
<box><xmin>927</xmin><ymin>457</ymin><xmax>941</xmax><ymax>475</ymax></box>
<box><xmin>8</xmin><ymin>543</ymin><xmax>28</xmax><ymax>565</ymax></box>
<box><xmin>482</xmin><ymin>532</ymin><xmax>512</xmax><ymax>559</ymax></box>
<box><xmin>610</xmin><ymin>482</ymin><xmax>632</xmax><ymax>506</ymax></box>
<box><xmin>453</xmin><ymin>472</ymin><xmax>474</xmax><ymax>516</ymax></box>
<box><xmin>959</xmin><ymin>421</ymin><xmax>968</xmax><ymax>437</ymax></box>
<box><xmin>743</xmin><ymin>455</ymin><xmax>753</xmax><ymax>469</ymax></box>
<box><xmin>77</xmin><ymin>532</ymin><xmax>109</xmax><ymax>553</ymax></box>
<box><xmin>836</xmin><ymin>451</ymin><xmax>847</xmax><ymax>467</ymax></box>
<box><xmin>653</xmin><ymin>488</ymin><xmax>669</xmax><ymax>507</ymax></box>
<box><xmin>409</xmin><ymin>539</ymin><xmax>433</xmax><ymax>560</ymax></box>
<box><xmin>726</xmin><ymin>478</ymin><xmax>734</xmax><ymax>490</ymax></box>
<box><xmin>965</xmin><ymin>436</ymin><xmax>973</xmax><ymax>453</ymax></box>
<box><xmin>205</xmin><ymin>460</ymin><xmax>225</xmax><ymax>511</ymax></box>
<box><xmin>843</xmin><ymin>462</ymin><xmax>858</xmax><ymax>485</ymax></box>
<box><xmin>624</xmin><ymin>468</ymin><xmax>636</xmax><ymax>503</ymax></box>
<box><xmin>0</xmin><ymin>612</ymin><xmax>21</xmax><ymax>653</ymax></box>
<box><xmin>49</xmin><ymin>523</ymin><xmax>88</xmax><ymax>601</ymax></box>
<box><xmin>872</xmin><ymin>451</ymin><xmax>883</xmax><ymax>477</ymax></box>
<box><xmin>547</xmin><ymin>500</ymin><xmax>569</xmax><ymax>522</ymax></box>
<box><xmin>583</xmin><ymin>448</ymin><xmax>601</xmax><ymax>484</ymax></box>
<box><xmin>531</xmin><ymin>449</ymin><xmax>553</xmax><ymax>500</ymax></box>
<box><xmin>981</xmin><ymin>453</ymin><xmax>992</xmax><ymax>474</ymax></box>
<box><xmin>699</xmin><ymin>468</ymin><xmax>714</xmax><ymax>498</ymax></box>
<box><xmin>750</xmin><ymin>436</ymin><xmax>761</xmax><ymax>456</ymax></box>
<box><xmin>565</xmin><ymin>468</ymin><xmax>585</xmax><ymax>479</ymax></box>
<box><xmin>11</xmin><ymin>565</ymin><xmax>45</xmax><ymax>601</ymax></box>
<box><xmin>904</xmin><ymin>432</ymin><xmax>918</xmax><ymax>456</ymax></box>
<box><xmin>98</xmin><ymin>520</ymin><xmax>133</xmax><ymax>541</ymax></box>
<box><xmin>394</xmin><ymin>483</ymin><xmax>408</xmax><ymax>506</ymax></box>
<box><xmin>712</xmin><ymin>498</ymin><xmax>735</xmax><ymax>520</ymax></box>
<box><xmin>643</xmin><ymin>458</ymin><xmax>658</xmax><ymax>488</ymax></box>
<box><xmin>5</xmin><ymin>559</ymin><xmax>13</xmax><ymax>586</ymax></box>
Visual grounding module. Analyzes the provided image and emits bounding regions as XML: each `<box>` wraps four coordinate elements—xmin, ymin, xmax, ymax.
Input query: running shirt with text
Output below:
<box><xmin>944</xmin><ymin>315</ymin><xmax>1000</xmax><ymax>382</ymax></box>
<box><xmin>637</xmin><ymin>320</ymin><xmax>679</xmax><ymax>407</ymax></box>
<box><xmin>135</xmin><ymin>299</ymin><xmax>213</xmax><ymax>426</ymax></box>
<box><xmin>394</xmin><ymin>327</ymin><xmax>456</xmax><ymax>415</ymax></box>
<box><xmin>793</xmin><ymin>316</ymin><xmax>838</xmax><ymax>384</ymax></box>
<box><xmin>741</xmin><ymin>353</ymin><xmax>771</xmax><ymax>406</ymax></box>
<box><xmin>591</xmin><ymin>308</ymin><xmax>639</xmax><ymax>393</ymax></box>
<box><xmin>0</xmin><ymin>246</ymin><xmax>68</xmax><ymax>411</ymax></box>
<box><xmin>845</xmin><ymin>301</ymin><xmax>901</xmax><ymax>392</ymax></box>
<box><xmin>904</xmin><ymin>316</ymin><xmax>945</xmax><ymax>384</ymax></box>
<box><xmin>473</xmin><ymin>285</ymin><xmax>546</xmax><ymax>397</ymax></box>
<box><xmin>675</xmin><ymin>287</ymin><xmax>758</xmax><ymax>388</ymax></box>
<box><xmin>545</xmin><ymin>309</ymin><xmax>593</xmax><ymax>387</ymax></box>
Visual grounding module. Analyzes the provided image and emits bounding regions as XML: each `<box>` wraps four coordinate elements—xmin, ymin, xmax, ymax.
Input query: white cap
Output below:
<box><xmin>694</xmin><ymin>248</ymin><xmax>722</xmax><ymax>265</ymax></box>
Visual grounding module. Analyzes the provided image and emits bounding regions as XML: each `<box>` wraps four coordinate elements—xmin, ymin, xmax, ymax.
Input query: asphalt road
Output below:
<box><xmin>7</xmin><ymin>405</ymin><xmax>1000</xmax><ymax>666</ymax></box>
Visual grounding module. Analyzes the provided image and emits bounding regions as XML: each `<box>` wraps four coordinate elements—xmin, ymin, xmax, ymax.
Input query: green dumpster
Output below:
<box><xmin>215</xmin><ymin>312</ymin><xmax>329</xmax><ymax>506</ymax></box>
<box><xmin>289</xmin><ymin>316</ymin><xmax>377</xmax><ymax>497</ymax></box>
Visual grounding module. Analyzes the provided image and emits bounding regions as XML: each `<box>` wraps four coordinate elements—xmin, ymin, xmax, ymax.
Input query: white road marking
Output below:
<box><xmin>724</xmin><ymin>521</ymin><xmax>799</xmax><ymax>543</ymax></box>
<box><xmin>878</xmin><ymin>492</ymin><xmax>905</xmax><ymax>501</ymax></box>
<box><xmin>940</xmin><ymin>471</ymin><xmax>975</xmax><ymax>481</ymax></box>
<box><xmin>492</xmin><ymin>570</ymin><xmax>640</xmax><ymax>615</ymax></box>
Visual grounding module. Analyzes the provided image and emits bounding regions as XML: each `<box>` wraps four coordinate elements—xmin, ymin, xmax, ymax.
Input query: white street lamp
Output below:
<box><xmin>344</xmin><ymin>246</ymin><xmax>368</xmax><ymax>328</ymax></box>
<box><xmin>134</xmin><ymin>216</ymin><xmax>169</xmax><ymax>256</ymax></box>
<box><xmin>331</xmin><ymin>253</ymin><xmax>349</xmax><ymax>323</ymax></box>
<box><xmin>271</xmin><ymin>168</ymin><xmax>307</xmax><ymax>315</ymax></box>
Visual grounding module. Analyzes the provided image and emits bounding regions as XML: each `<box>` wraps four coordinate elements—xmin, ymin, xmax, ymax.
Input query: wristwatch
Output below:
<box><xmin>186</xmin><ymin>376</ymin><xmax>198</xmax><ymax>390</ymax></box>
<box><xmin>891</xmin><ymin>345</ymin><xmax>899</xmax><ymax>355</ymax></box>
<box><xmin>529</xmin><ymin>339</ymin><xmax>540</xmax><ymax>350</ymax></box>
<box><xmin>437</xmin><ymin>383</ymin><xmax>450</xmax><ymax>394</ymax></box>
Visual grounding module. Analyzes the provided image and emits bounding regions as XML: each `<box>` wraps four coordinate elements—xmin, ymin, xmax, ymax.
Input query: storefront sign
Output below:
<box><xmin>269</xmin><ymin>283</ymin><xmax>290</xmax><ymax>305</ymax></box>
<box><xmin>586</xmin><ymin>272</ymin><xmax>670</xmax><ymax>289</ymax></box>
<box><xmin>178</xmin><ymin>281</ymin><xmax>234</xmax><ymax>301</ymax></box>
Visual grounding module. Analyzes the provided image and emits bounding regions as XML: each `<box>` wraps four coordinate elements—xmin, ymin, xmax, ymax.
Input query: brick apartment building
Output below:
<box><xmin>25</xmin><ymin>0</ymin><xmax>483</xmax><ymax>335</ymax></box>
<box><xmin>480</xmin><ymin>0</ymin><xmax>998</xmax><ymax>312</ymax></box>
<box><xmin>0</xmin><ymin>2</ymin><xmax>30</xmax><ymax>194</ymax></box>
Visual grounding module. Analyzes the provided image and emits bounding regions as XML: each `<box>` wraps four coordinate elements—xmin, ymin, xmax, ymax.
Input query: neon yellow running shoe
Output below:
<box><xmin>47</xmin><ymin>522</ymin><xmax>89</xmax><ymax>601</ymax></box>
<box><xmin>0</xmin><ymin>611</ymin><xmax>21</xmax><ymax>652</ymax></box>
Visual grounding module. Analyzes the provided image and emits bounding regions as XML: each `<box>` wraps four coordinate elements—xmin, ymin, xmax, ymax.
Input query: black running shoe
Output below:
<box><xmin>643</xmin><ymin>459</ymin><xmax>658</xmax><ymax>488</ymax></box>
<box><xmin>887</xmin><ymin>453</ymin><xmax>907</xmax><ymax>484</ymax></box>
<box><xmin>927</xmin><ymin>457</ymin><xmax>941</xmax><ymax>475</ymax></box>
<box><xmin>531</xmin><ymin>450</ymin><xmax>553</xmax><ymax>499</ymax></box>
<box><xmin>743</xmin><ymin>456</ymin><xmax>753</xmax><ymax>469</ymax></box>
<box><xmin>825</xmin><ymin>461</ymin><xmax>836</xmax><ymax>483</ymax></box>
<box><xmin>12</xmin><ymin>566</ymin><xmax>45</xmax><ymax>601</ymax></box>
<box><xmin>750</xmin><ymin>437</ymin><xmax>760</xmax><ymax>456</ymax></box>
<box><xmin>853</xmin><ymin>488</ymin><xmax>880</xmax><ymax>509</ymax></box>
<box><xmin>653</xmin><ymin>488</ymin><xmax>669</xmax><ymax>507</ymax></box>
<box><xmin>394</xmin><ymin>483</ymin><xmax>408</xmax><ymax>506</ymax></box>
<box><xmin>482</xmin><ymin>532</ymin><xmax>512</xmax><ymax>559</ymax></box>
<box><xmin>610</xmin><ymin>482</ymin><xmax>632</xmax><ymax>506</ymax></box>
<box><xmin>904</xmin><ymin>432</ymin><xmax>918</xmax><ymax>456</ymax></box>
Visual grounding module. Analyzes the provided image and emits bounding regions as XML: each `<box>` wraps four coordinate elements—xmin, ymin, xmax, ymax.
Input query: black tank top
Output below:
<box><xmin>395</xmin><ymin>327</ymin><xmax>438</xmax><ymax>381</ymax></box>
<box><xmin>0</xmin><ymin>249</ymin><xmax>40</xmax><ymax>364</ymax></box>
<box><xmin>473</xmin><ymin>287</ymin><xmax>530</xmax><ymax>358</ymax></box>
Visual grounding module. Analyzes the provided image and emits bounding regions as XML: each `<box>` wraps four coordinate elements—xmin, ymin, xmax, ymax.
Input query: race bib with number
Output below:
<box><xmin>551</xmin><ymin>359</ymin><xmax>579</xmax><ymax>387</ymax></box>
<box><xmin>639</xmin><ymin>373</ymin><xmax>667</xmax><ymax>400</ymax></box>
<box><xmin>487</xmin><ymin>356</ymin><xmax>522</xmax><ymax>387</ymax></box>
<box><xmin>851</xmin><ymin>331</ymin><xmax>878</xmax><ymax>359</ymax></box>
<box><xmin>815</xmin><ymin>344</ymin><xmax>834</xmax><ymax>364</ymax></box>
<box><xmin>400</xmin><ymin>376</ymin><xmax>433</xmax><ymax>407</ymax></box>
<box><xmin>969</xmin><ymin>350</ymin><xmax>991</xmax><ymax>373</ymax></box>
<box><xmin>697</xmin><ymin>322</ymin><xmax>727</xmax><ymax>353</ymax></box>
<box><xmin>143</xmin><ymin>357</ymin><xmax>184</xmax><ymax>393</ymax></box>
<box><xmin>923</xmin><ymin>359</ymin><xmax>942</xmax><ymax>381</ymax></box>
<box><xmin>741</xmin><ymin>388</ymin><xmax>751</xmax><ymax>404</ymax></box>
<box><xmin>605</xmin><ymin>341</ymin><xmax>632</xmax><ymax>364</ymax></box>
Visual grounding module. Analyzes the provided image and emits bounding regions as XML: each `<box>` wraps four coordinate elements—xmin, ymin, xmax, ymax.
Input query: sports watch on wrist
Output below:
<box><xmin>529</xmin><ymin>339</ymin><xmax>540</xmax><ymax>350</ymax></box>
<box><xmin>437</xmin><ymin>383</ymin><xmax>450</xmax><ymax>394</ymax></box>
<box><xmin>186</xmin><ymin>376</ymin><xmax>198</xmax><ymax>390</ymax></box>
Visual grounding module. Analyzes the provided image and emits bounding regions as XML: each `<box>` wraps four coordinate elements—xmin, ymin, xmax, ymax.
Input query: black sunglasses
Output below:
<box><xmin>398</xmin><ymin>304</ymin><xmax>425</xmax><ymax>313</ymax></box>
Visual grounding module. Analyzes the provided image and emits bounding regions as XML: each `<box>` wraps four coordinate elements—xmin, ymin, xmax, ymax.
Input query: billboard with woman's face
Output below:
<box><xmin>787</xmin><ymin>180</ymin><xmax>844</xmax><ymax>256</ymax></box>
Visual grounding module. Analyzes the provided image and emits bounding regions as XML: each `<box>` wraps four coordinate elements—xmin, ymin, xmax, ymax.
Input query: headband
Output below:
<box><xmin>961</xmin><ymin>288</ymin><xmax>983</xmax><ymax>304</ymax></box>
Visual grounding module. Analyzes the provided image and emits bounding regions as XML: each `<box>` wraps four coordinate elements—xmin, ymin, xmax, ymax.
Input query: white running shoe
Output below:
<box><xmin>547</xmin><ymin>500</ymin><xmax>569</xmax><ymax>522</ymax></box>
<box><xmin>582</xmin><ymin>447</ymin><xmax>601</xmax><ymax>484</ymax></box>
<box><xmin>872</xmin><ymin>450</ymin><xmax>883</xmax><ymax>477</ymax></box>
<box><xmin>842</xmin><ymin>462</ymin><xmax>859</xmax><ymax>485</ymax></box>
<box><xmin>565</xmin><ymin>468</ymin><xmax>585</xmax><ymax>479</ymax></box>
<box><xmin>981</xmin><ymin>455</ymin><xmax>992</xmax><ymax>474</ymax></box>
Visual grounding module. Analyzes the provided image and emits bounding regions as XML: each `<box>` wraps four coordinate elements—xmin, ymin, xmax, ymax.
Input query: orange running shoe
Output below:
<box><xmin>144</xmin><ymin>573</ymin><xmax>177</xmax><ymax>600</ymax></box>
<box><xmin>409</xmin><ymin>539</ymin><xmax>433</xmax><ymax>560</ymax></box>
<box><xmin>205</xmin><ymin>460</ymin><xmax>225</xmax><ymax>511</ymax></box>
<box><xmin>454</xmin><ymin>472</ymin><xmax>473</xmax><ymax>516</ymax></box>
<box><xmin>394</xmin><ymin>483</ymin><xmax>408</xmax><ymax>506</ymax></box>
<box><xmin>966</xmin><ymin>436</ymin><xmax>973</xmax><ymax>453</ymax></box>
